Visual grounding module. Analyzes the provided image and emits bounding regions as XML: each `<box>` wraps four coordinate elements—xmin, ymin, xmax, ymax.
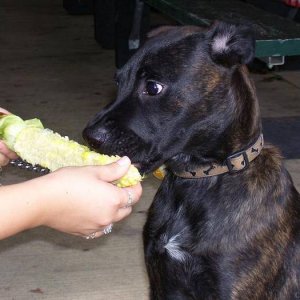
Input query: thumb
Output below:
<box><xmin>0</xmin><ymin>108</ymin><xmax>10</xmax><ymax>115</ymax></box>
<box><xmin>95</xmin><ymin>156</ymin><xmax>132</xmax><ymax>182</ymax></box>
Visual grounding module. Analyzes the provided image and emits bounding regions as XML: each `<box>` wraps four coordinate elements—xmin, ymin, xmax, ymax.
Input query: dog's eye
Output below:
<box><xmin>143</xmin><ymin>81</ymin><xmax>163</xmax><ymax>96</ymax></box>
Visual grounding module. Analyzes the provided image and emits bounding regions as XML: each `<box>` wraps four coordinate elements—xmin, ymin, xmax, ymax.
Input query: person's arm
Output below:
<box><xmin>0</xmin><ymin>157</ymin><xmax>142</xmax><ymax>240</ymax></box>
<box><xmin>0</xmin><ymin>107</ymin><xmax>142</xmax><ymax>240</ymax></box>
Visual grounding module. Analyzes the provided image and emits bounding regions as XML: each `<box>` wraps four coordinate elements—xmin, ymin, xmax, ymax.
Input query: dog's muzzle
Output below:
<box><xmin>82</xmin><ymin>126</ymin><xmax>110</xmax><ymax>151</ymax></box>
<box><xmin>82</xmin><ymin>119</ymin><xmax>147</xmax><ymax>167</ymax></box>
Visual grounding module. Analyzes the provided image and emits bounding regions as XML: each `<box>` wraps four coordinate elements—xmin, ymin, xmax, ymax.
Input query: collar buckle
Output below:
<box><xmin>225</xmin><ymin>151</ymin><xmax>250</xmax><ymax>174</ymax></box>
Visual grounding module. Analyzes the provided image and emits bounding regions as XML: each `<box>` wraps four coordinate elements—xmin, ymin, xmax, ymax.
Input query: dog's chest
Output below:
<box><xmin>144</xmin><ymin>182</ymin><xmax>201</xmax><ymax>264</ymax></box>
<box><xmin>143</xmin><ymin>183</ymin><xmax>221</xmax><ymax>298</ymax></box>
<box><xmin>160</xmin><ymin>229</ymin><xmax>190</xmax><ymax>262</ymax></box>
<box><xmin>144</xmin><ymin>199</ymin><xmax>190</xmax><ymax>262</ymax></box>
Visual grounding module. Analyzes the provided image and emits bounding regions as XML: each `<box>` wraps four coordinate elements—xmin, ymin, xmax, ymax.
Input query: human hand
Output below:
<box><xmin>0</xmin><ymin>108</ymin><xmax>18</xmax><ymax>166</ymax></box>
<box><xmin>35</xmin><ymin>156</ymin><xmax>142</xmax><ymax>238</ymax></box>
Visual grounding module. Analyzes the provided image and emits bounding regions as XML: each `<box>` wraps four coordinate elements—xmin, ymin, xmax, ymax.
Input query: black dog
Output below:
<box><xmin>83</xmin><ymin>22</ymin><xmax>300</xmax><ymax>299</ymax></box>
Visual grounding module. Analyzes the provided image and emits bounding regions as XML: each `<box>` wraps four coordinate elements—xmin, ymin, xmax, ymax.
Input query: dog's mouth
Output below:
<box><xmin>83</xmin><ymin>121</ymin><xmax>164</xmax><ymax>175</ymax></box>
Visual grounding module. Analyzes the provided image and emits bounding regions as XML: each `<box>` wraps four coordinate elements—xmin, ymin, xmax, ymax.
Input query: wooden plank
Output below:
<box><xmin>145</xmin><ymin>0</ymin><xmax>300</xmax><ymax>57</ymax></box>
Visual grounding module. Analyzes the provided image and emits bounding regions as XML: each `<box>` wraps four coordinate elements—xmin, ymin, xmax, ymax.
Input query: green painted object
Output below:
<box><xmin>145</xmin><ymin>0</ymin><xmax>300</xmax><ymax>57</ymax></box>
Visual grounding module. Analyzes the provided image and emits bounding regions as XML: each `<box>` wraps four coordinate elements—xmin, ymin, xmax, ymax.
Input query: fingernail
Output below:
<box><xmin>117</xmin><ymin>156</ymin><xmax>130</xmax><ymax>166</ymax></box>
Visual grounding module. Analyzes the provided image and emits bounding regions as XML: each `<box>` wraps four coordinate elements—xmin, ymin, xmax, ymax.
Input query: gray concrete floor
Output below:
<box><xmin>0</xmin><ymin>1</ymin><xmax>299</xmax><ymax>299</ymax></box>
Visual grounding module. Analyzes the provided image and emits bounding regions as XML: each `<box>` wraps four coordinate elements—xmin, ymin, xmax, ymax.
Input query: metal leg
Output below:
<box><xmin>129</xmin><ymin>0</ymin><xmax>145</xmax><ymax>50</ymax></box>
<box><xmin>115</xmin><ymin>0</ymin><xmax>149</xmax><ymax>68</ymax></box>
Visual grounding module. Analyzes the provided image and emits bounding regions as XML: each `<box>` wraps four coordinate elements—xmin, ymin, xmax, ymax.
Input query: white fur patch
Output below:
<box><xmin>164</xmin><ymin>233</ymin><xmax>186</xmax><ymax>262</ymax></box>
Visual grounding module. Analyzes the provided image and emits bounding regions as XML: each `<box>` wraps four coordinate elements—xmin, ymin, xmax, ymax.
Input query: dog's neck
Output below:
<box><xmin>170</xmin><ymin>134</ymin><xmax>264</xmax><ymax>178</ymax></box>
<box><xmin>164</xmin><ymin>130</ymin><xmax>263</xmax><ymax>179</ymax></box>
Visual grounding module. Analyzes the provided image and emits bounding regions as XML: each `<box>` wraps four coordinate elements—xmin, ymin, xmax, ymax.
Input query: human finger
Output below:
<box><xmin>93</xmin><ymin>156</ymin><xmax>131</xmax><ymax>182</ymax></box>
<box><xmin>83</xmin><ymin>230</ymin><xmax>104</xmax><ymax>240</ymax></box>
<box><xmin>0</xmin><ymin>142</ymin><xmax>18</xmax><ymax>159</ymax></box>
<box><xmin>83</xmin><ymin>223</ymin><xmax>115</xmax><ymax>240</ymax></box>
<box><xmin>118</xmin><ymin>188</ymin><xmax>136</xmax><ymax>209</ymax></box>
<box><xmin>0</xmin><ymin>108</ymin><xmax>10</xmax><ymax>115</ymax></box>
<box><xmin>120</xmin><ymin>183</ymin><xmax>143</xmax><ymax>209</ymax></box>
<box><xmin>114</xmin><ymin>206</ymin><xmax>132</xmax><ymax>223</ymax></box>
<box><xmin>0</xmin><ymin>153</ymin><xmax>10</xmax><ymax>166</ymax></box>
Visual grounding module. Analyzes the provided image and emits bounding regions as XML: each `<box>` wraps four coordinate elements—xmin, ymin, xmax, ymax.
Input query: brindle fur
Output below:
<box><xmin>83</xmin><ymin>22</ymin><xmax>300</xmax><ymax>299</ymax></box>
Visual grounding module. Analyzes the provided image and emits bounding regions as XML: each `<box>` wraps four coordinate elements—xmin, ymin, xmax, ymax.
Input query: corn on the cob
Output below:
<box><xmin>0</xmin><ymin>114</ymin><xmax>142</xmax><ymax>187</ymax></box>
<box><xmin>153</xmin><ymin>165</ymin><xmax>167</xmax><ymax>180</ymax></box>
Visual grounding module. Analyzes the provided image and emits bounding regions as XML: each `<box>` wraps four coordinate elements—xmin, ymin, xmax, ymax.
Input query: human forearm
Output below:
<box><xmin>0</xmin><ymin>179</ymin><xmax>46</xmax><ymax>239</ymax></box>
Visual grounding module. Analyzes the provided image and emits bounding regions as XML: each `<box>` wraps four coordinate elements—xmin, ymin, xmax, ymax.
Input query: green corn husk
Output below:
<box><xmin>0</xmin><ymin>114</ymin><xmax>142</xmax><ymax>187</ymax></box>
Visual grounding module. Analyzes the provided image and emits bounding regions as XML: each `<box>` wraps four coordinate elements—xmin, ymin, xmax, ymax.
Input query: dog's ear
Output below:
<box><xmin>206</xmin><ymin>21</ymin><xmax>255</xmax><ymax>67</ymax></box>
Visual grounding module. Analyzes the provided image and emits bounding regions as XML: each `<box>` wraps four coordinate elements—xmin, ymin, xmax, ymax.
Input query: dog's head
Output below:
<box><xmin>83</xmin><ymin>22</ymin><xmax>260</xmax><ymax>175</ymax></box>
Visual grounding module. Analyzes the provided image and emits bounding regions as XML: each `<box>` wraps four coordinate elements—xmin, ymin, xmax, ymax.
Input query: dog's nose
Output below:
<box><xmin>82</xmin><ymin>126</ymin><xmax>109</xmax><ymax>150</ymax></box>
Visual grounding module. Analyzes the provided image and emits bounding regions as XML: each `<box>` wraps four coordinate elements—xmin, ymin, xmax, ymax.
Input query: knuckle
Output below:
<box><xmin>112</xmin><ymin>196</ymin><xmax>122</xmax><ymax>207</ymax></box>
<box><xmin>133</xmin><ymin>184</ymin><xmax>143</xmax><ymax>200</ymax></box>
<box><xmin>0</xmin><ymin>154</ymin><xmax>9</xmax><ymax>166</ymax></box>
<box><xmin>125</xmin><ymin>207</ymin><xmax>133</xmax><ymax>216</ymax></box>
<box><xmin>100</xmin><ymin>218</ymin><xmax>113</xmax><ymax>227</ymax></box>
